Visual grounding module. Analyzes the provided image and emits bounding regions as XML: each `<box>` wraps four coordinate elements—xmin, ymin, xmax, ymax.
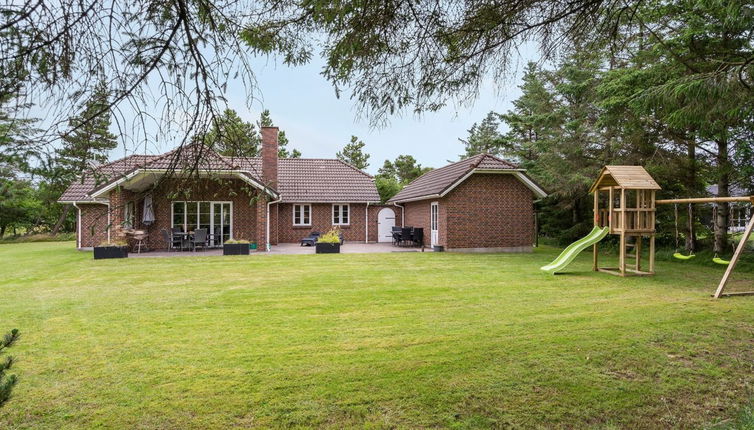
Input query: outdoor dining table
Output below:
<box><xmin>124</xmin><ymin>229</ymin><xmax>149</xmax><ymax>254</ymax></box>
<box><xmin>172</xmin><ymin>231</ymin><xmax>221</xmax><ymax>250</ymax></box>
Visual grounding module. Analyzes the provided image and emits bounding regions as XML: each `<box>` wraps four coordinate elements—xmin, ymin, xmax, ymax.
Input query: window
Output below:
<box><xmin>293</xmin><ymin>204</ymin><xmax>311</xmax><ymax>226</ymax></box>
<box><xmin>172</xmin><ymin>202</ymin><xmax>186</xmax><ymax>232</ymax></box>
<box><xmin>124</xmin><ymin>201</ymin><xmax>135</xmax><ymax>229</ymax></box>
<box><xmin>332</xmin><ymin>204</ymin><xmax>349</xmax><ymax>225</ymax></box>
<box><xmin>172</xmin><ymin>201</ymin><xmax>232</xmax><ymax>245</ymax></box>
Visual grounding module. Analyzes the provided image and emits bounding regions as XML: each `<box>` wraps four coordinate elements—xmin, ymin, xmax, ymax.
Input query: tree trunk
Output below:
<box><xmin>52</xmin><ymin>204</ymin><xmax>71</xmax><ymax>235</ymax></box>
<box><xmin>572</xmin><ymin>199</ymin><xmax>579</xmax><ymax>224</ymax></box>
<box><xmin>714</xmin><ymin>138</ymin><xmax>730</xmax><ymax>254</ymax></box>
<box><xmin>0</xmin><ymin>225</ymin><xmax>5</xmax><ymax>239</ymax></box>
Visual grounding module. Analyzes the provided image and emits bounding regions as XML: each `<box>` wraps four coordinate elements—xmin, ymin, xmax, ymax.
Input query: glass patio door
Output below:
<box><xmin>212</xmin><ymin>203</ymin><xmax>231</xmax><ymax>246</ymax></box>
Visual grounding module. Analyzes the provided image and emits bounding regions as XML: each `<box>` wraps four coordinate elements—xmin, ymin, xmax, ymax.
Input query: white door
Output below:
<box><xmin>377</xmin><ymin>207</ymin><xmax>396</xmax><ymax>243</ymax></box>
<box><xmin>430</xmin><ymin>202</ymin><xmax>439</xmax><ymax>247</ymax></box>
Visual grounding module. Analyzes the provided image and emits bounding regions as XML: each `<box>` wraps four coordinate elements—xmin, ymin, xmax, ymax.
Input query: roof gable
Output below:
<box><xmin>388</xmin><ymin>154</ymin><xmax>531</xmax><ymax>203</ymax></box>
<box><xmin>59</xmin><ymin>154</ymin><xmax>159</xmax><ymax>202</ymax></box>
<box><xmin>589</xmin><ymin>166</ymin><xmax>661</xmax><ymax>193</ymax></box>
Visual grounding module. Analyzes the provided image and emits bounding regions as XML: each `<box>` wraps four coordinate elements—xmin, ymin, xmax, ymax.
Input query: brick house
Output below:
<box><xmin>59</xmin><ymin>128</ymin><xmax>545</xmax><ymax>252</ymax></box>
<box><xmin>388</xmin><ymin>154</ymin><xmax>547</xmax><ymax>252</ymax></box>
<box><xmin>59</xmin><ymin>127</ymin><xmax>395</xmax><ymax>250</ymax></box>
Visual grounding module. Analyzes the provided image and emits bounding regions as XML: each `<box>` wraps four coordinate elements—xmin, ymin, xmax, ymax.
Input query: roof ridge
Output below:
<box><xmin>406</xmin><ymin>153</ymin><xmax>481</xmax><ymax>182</ymax></box>
<box><xmin>278</xmin><ymin>157</ymin><xmax>345</xmax><ymax>161</ymax></box>
<box><xmin>443</xmin><ymin>153</ymin><xmax>485</xmax><ymax>168</ymax></box>
<box><xmin>96</xmin><ymin>153</ymin><xmax>157</xmax><ymax>170</ymax></box>
<box><xmin>148</xmin><ymin>142</ymin><xmax>237</xmax><ymax>170</ymax></box>
<box><xmin>333</xmin><ymin>159</ymin><xmax>374</xmax><ymax>179</ymax></box>
<box><xmin>478</xmin><ymin>153</ymin><xmax>519</xmax><ymax>169</ymax></box>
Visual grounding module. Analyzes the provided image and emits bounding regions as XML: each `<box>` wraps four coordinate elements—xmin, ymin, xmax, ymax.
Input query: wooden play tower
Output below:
<box><xmin>589</xmin><ymin>166</ymin><xmax>660</xmax><ymax>276</ymax></box>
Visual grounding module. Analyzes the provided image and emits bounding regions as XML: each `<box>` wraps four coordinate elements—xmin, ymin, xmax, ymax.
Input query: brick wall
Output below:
<box><xmin>99</xmin><ymin>177</ymin><xmax>262</xmax><ymax>250</ymax></box>
<box><xmin>78</xmin><ymin>204</ymin><xmax>109</xmax><ymax>248</ymax></box>
<box><xmin>403</xmin><ymin>201</ymin><xmax>433</xmax><ymax>246</ymax></box>
<box><xmin>443</xmin><ymin>173</ymin><xmax>534</xmax><ymax>250</ymax></box>
<box><xmin>275</xmin><ymin>202</ymin><xmax>377</xmax><ymax>243</ymax></box>
<box><xmin>77</xmin><ymin>183</ymin><xmax>390</xmax><ymax>249</ymax></box>
<box><xmin>400</xmin><ymin>173</ymin><xmax>534</xmax><ymax>251</ymax></box>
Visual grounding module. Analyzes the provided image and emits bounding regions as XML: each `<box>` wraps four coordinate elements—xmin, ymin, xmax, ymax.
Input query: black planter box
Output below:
<box><xmin>433</xmin><ymin>245</ymin><xmax>444</xmax><ymax>252</ymax></box>
<box><xmin>93</xmin><ymin>246</ymin><xmax>128</xmax><ymax>260</ymax></box>
<box><xmin>315</xmin><ymin>242</ymin><xmax>341</xmax><ymax>254</ymax></box>
<box><xmin>223</xmin><ymin>243</ymin><xmax>250</xmax><ymax>255</ymax></box>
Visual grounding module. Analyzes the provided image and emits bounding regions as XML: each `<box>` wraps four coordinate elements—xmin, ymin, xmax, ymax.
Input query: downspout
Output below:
<box><xmin>266</xmin><ymin>196</ymin><xmax>282</xmax><ymax>251</ymax></box>
<box><xmin>393</xmin><ymin>202</ymin><xmax>405</xmax><ymax>225</ymax></box>
<box><xmin>72</xmin><ymin>203</ymin><xmax>81</xmax><ymax>249</ymax></box>
<box><xmin>365</xmin><ymin>202</ymin><xmax>370</xmax><ymax>243</ymax></box>
<box><xmin>106</xmin><ymin>202</ymin><xmax>111</xmax><ymax>243</ymax></box>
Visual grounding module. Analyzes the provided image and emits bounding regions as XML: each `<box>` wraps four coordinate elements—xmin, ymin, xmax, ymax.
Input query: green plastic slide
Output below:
<box><xmin>540</xmin><ymin>226</ymin><xmax>610</xmax><ymax>274</ymax></box>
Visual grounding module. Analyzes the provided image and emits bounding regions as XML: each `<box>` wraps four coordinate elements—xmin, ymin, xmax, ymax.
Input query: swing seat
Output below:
<box><xmin>673</xmin><ymin>252</ymin><xmax>696</xmax><ymax>260</ymax></box>
<box><xmin>712</xmin><ymin>257</ymin><xmax>730</xmax><ymax>266</ymax></box>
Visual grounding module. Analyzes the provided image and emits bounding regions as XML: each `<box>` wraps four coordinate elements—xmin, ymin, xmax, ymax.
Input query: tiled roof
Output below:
<box><xmin>229</xmin><ymin>157</ymin><xmax>380</xmax><ymax>202</ymax></box>
<box><xmin>59</xmin><ymin>146</ymin><xmax>380</xmax><ymax>203</ymax></box>
<box><xmin>59</xmin><ymin>155</ymin><xmax>160</xmax><ymax>202</ymax></box>
<box><xmin>388</xmin><ymin>154</ymin><xmax>520</xmax><ymax>203</ymax></box>
<box><xmin>277</xmin><ymin>158</ymin><xmax>379</xmax><ymax>202</ymax></box>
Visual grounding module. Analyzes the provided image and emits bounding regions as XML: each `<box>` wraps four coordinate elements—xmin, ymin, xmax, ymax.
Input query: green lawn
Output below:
<box><xmin>1</xmin><ymin>242</ymin><xmax>754</xmax><ymax>428</ymax></box>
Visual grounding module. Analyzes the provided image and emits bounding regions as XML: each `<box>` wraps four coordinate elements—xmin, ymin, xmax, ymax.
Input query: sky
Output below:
<box><xmin>34</xmin><ymin>47</ymin><xmax>539</xmax><ymax>176</ymax></box>
<box><xmin>223</xmin><ymin>56</ymin><xmax>530</xmax><ymax>175</ymax></box>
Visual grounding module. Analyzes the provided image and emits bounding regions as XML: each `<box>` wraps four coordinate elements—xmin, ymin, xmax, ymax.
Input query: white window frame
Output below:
<box><xmin>124</xmin><ymin>201</ymin><xmax>135</xmax><ymax>229</ymax></box>
<box><xmin>170</xmin><ymin>201</ymin><xmax>233</xmax><ymax>240</ymax></box>
<box><xmin>332</xmin><ymin>203</ymin><xmax>350</xmax><ymax>226</ymax></box>
<box><xmin>292</xmin><ymin>204</ymin><xmax>312</xmax><ymax>226</ymax></box>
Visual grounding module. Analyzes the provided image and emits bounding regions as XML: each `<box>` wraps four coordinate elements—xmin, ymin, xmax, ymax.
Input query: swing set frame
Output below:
<box><xmin>655</xmin><ymin>196</ymin><xmax>754</xmax><ymax>298</ymax></box>
<box><xmin>589</xmin><ymin>166</ymin><xmax>753</xmax><ymax>298</ymax></box>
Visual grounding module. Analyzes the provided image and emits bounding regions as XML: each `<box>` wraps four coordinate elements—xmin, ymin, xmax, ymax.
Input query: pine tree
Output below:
<box><xmin>499</xmin><ymin>62</ymin><xmax>561</xmax><ymax>169</ymax></box>
<box><xmin>377</xmin><ymin>155</ymin><xmax>431</xmax><ymax>185</ymax></box>
<box><xmin>459</xmin><ymin>111</ymin><xmax>504</xmax><ymax>158</ymax></box>
<box><xmin>205</xmin><ymin>109</ymin><xmax>259</xmax><ymax>157</ymax></box>
<box><xmin>58</xmin><ymin>81</ymin><xmax>118</xmax><ymax>177</ymax></box>
<box><xmin>54</xmin><ymin>80</ymin><xmax>118</xmax><ymax>234</ymax></box>
<box><xmin>336</xmin><ymin>136</ymin><xmax>370</xmax><ymax>169</ymax></box>
<box><xmin>258</xmin><ymin>110</ymin><xmax>301</xmax><ymax>158</ymax></box>
<box><xmin>0</xmin><ymin>329</ymin><xmax>20</xmax><ymax>407</ymax></box>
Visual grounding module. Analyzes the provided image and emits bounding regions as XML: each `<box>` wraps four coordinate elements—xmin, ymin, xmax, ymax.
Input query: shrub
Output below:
<box><xmin>0</xmin><ymin>233</ymin><xmax>76</xmax><ymax>244</ymax></box>
<box><xmin>0</xmin><ymin>329</ymin><xmax>20</xmax><ymax>408</ymax></box>
<box><xmin>97</xmin><ymin>240</ymin><xmax>128</xmax><ymax>247</ymax></box>
<box><xmin>224</xmin><ymin>239</ymin><xmax>250</xmax><ymax>244</ymax></box>
<box><xmin>317</xmin><ymin>228</ymin><xmax>342</xmax><ymax>244</ymax></box>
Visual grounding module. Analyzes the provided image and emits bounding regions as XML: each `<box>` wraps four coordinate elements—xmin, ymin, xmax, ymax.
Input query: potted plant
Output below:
<box><xmin>223</xmin><ymin>239</ymin><xmax>250</xmax><ymax>255</ymax></box>
<box><xmin>93</xmin><ymin>241</ymin><xmax>129</xmax><ymax>259</ymax></box>
<box><xmin>315</xmin><ymin>228</ymin><xmax>342</xmax><ymax>254</ymax></box>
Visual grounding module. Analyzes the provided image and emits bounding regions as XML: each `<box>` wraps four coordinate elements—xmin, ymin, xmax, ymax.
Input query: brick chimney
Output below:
<box><xmin>261</xmin><ymin>126</ymin><xmax>279</xmax><ymax>188</ymax></box>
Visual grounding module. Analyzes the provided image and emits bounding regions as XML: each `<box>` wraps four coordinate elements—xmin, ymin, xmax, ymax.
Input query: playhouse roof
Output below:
<box><xmin>589</xmin><ymin>165</ymin><xmax>661</xmax><ymax>193</ymax></box>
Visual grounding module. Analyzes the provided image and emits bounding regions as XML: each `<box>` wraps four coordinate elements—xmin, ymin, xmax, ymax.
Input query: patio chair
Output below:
<box><xmin>300</xmin><ymin>231</ymin><xmax>321</xmax><ymax>246</ymax></box>
<box><xmin>391</xmin><ymin>226</ymin><xmax>402</xmax><ymax>246</ymax></box>
<box><xmin>400</xmin><ymin>227</ymin><xmax>413</xmax><ymax>247</ymax></box>
<box><xmin>412</xmin><ymin>228</ymin><xmax>424</xmax><ymax>247</ymax></box>
<box><xmin>161</xmin><ymin>228</ymin><xmax>182</xmax><ymax>251</ymax></box>
<box><xmin>190</xmin><ymin>228</ymin><xmax>208</xmax><ymax>252</ymax></box>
